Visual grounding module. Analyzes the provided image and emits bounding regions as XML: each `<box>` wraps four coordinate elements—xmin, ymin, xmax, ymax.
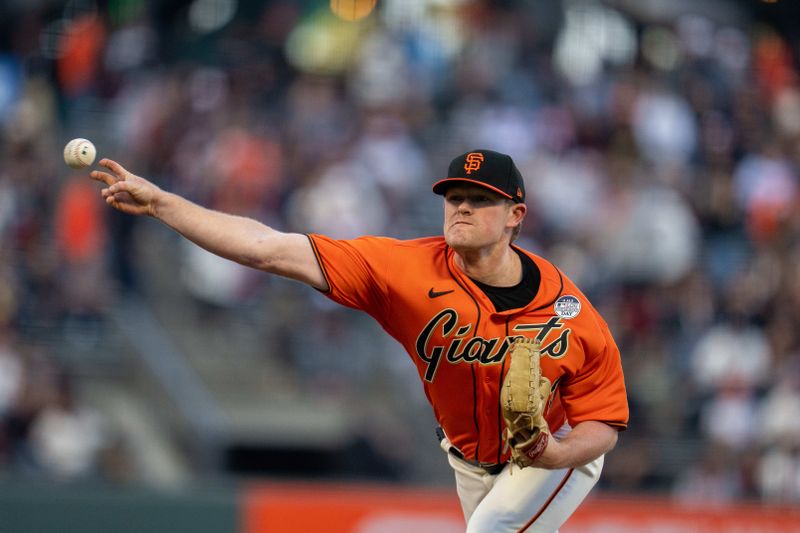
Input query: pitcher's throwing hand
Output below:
<box><xmin>90</xmin><ymin>159</ymin><xmax>162</xmax><ymax>217</ymax></box>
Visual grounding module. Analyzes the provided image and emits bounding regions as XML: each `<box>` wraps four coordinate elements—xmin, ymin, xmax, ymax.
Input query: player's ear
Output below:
<box><xmin>509</xmin><ymin>202</ymin><xmax>526</xmax><ymax>226</ymax></box>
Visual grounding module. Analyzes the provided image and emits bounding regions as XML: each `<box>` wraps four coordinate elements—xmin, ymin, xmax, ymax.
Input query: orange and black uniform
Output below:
<box><xmin>309</xmin><ymin>234</ymin><xmax>629</xmax><ymax>466</ymax></box>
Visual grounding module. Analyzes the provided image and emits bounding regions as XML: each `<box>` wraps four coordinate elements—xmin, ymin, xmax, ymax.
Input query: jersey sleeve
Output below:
<box><xmin>307</xmin><ymin>233</ymin><xmax>392</xmax><ymax>318</ymax></box>
<box><xmin>560</xmin><ymin>310</ymin><xmax>629</xmax><ymax>430</ymax></box>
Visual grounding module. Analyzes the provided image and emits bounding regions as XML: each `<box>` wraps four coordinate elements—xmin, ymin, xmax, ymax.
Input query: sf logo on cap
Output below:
<box><xmin>464</xmin><ymin>152</ymin><xmax>484</xmax><ymax>174</ymax></box>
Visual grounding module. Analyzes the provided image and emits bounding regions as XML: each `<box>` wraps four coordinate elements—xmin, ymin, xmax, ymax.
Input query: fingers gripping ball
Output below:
<box><xmin>501</xmin><ymin>338</ymin><xmax>552</xmax><ymax>468</ymax></box>
<box><xmin>63</xmin><ymin>138</ymin><xmax>96</xmax><ymax>169</ymax></box>
<box><xmin>330</xmin><ymin>0</ymin><xmax>376</xmax><ymax>21</ymax></box>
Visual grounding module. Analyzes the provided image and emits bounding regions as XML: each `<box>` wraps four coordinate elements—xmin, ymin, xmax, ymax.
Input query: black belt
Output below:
<box><xmin>436</xmin><ymin>427</ymin><xmax>506</xmax><ymax>476</ymax></box>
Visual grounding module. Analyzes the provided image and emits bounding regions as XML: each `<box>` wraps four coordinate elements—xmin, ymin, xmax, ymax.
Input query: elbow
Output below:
<box><xmin>605</xmin><ymin>427</ymin><xmax>619</xmax><ymax>454</ymax></box>
<box><xmin>249</xmin><ymin>252</ymin><xmax>276</xmax><ymax>272</ymax></box>
<box><xmin>233</xmin><ymin>248</ymin><xmax>270</xmax><ymax>271</ymax></box>
<box><xmin>248</xmin><ymin>232</ymin><xmax>281</xmax><ymax>272</ymax></box>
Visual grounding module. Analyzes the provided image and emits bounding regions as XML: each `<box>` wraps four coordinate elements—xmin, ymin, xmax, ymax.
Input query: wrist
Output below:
<box><xmin>522</xmin><ymin>432</ymin><xmax>550</xmax><ymax>463</ymax></box>
<box><xmin>150</xmin><ymin>188</ymin><xmax>169</xmax><ymax>219</ymax></box>
<box><xmin>533</xmin><ymin>434</ymin><xmax>565</xmax><ymax>469</ymax></box>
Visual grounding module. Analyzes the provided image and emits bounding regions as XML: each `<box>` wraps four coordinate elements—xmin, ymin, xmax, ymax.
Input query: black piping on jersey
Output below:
<box><xmin>470</xmin><ymin>364</ymin><xmax>480</xmax><ymax>462</ymax></box>
<box><xmin>306</xmin><ymin>234</ymin><xmax>332</xmax><ymax>293</ymax></box>
<box><xmin>495</xmin><ymin>316</ymin><xmax>512</xmax><ymax>464</ymax></box>
<box><xmin>445</xmin><ymin>247</ymin><xmax>484</xmax><ymax>462</ymax></box>
<box><xmin>544</xmin><ymin>376</ymin><xmax>563</xmax><ymax>417</ymax></box>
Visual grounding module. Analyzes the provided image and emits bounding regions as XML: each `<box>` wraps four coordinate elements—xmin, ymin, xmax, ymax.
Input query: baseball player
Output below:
<box><xmin>90</xmin><ymin>149</ymin><xmax>628</xmax><ymax>532</ymax></box>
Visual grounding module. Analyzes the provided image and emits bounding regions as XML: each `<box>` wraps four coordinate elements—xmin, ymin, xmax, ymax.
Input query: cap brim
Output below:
<box><xmin>432</xmin><ymin>178</ymin><xmax>514</xmax><ymax>199</ymax></box>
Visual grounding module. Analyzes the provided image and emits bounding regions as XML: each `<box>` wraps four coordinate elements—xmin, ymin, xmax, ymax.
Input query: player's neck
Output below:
<box><xmin>454</xmin><ymin>244</ymin><xmax>521</xmax><ymax>287</ymax></box>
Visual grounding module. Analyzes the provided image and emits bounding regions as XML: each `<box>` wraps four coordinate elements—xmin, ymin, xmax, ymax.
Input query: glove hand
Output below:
<box><xmin>504</xmin><ymin>415</ymin><xmax>550</xmax><ymax>467</ymax></box>
<box><xmin>501</xmin><ymin>338</ymin><xmax>552</xmax><ymax>468</ymax></box>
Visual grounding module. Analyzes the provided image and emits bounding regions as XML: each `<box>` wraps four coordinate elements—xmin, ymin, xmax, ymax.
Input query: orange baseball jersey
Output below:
<box><xmin>308</xmin><ymin>234</ymin><xmax>629</xmax><ymax>465</ymax></box>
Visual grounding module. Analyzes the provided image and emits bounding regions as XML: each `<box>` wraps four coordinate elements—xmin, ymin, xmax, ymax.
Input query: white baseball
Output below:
<box><xmin>63</xmin><ymin>138</ymin><xmax>97</xmax><ymax>169</ymax></box>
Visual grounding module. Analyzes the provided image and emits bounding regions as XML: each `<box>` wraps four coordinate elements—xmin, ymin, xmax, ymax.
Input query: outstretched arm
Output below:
<box><xmin>90</xmin><ymin>158</ymin><xmax>328</xmax><ymax>290</ymax></box>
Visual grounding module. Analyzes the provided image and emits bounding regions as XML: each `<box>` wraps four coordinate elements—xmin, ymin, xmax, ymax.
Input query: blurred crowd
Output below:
<box><xmin>1</xmin><ymin>0</ymin><xmax>800</xmax><ymax>503</ymax></box>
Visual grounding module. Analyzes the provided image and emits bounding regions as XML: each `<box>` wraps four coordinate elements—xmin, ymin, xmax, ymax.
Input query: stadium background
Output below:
<box><xmin>1</xmin><ymin>0</ymin><xmax>800</xmax><ymax>530</ymax></box>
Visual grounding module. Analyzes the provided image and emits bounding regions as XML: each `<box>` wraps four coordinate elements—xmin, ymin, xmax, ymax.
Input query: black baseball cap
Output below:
<box><xmin>432</xmin><ymin>149</ymin><xmax>526</xmax><ymax>203</ymax></box>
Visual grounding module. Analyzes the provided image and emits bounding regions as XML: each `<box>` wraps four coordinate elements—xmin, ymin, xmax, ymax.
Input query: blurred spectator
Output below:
<box><xmin>286</xmin><ymin>159</ymin><xmax>389</xmax><ymax>238</ymax></box>
<box><xmin>760</xmin><ymin>372</ymin><xmax>800</xmax><ymax>448</ymax></box>
<box><xmin>699</xmin><ymin>382</ymin><xmax>759</xmax><ymax>452</ymax></box>
<box><xmin>602</xmin><ymin>183</ymin><xmax>700</xmax><ymax>284</ymax></box>
<box><xmin>733</xmin><ymin>145</ymin><xmax>798</xmax><ymax>243</ymax></box>
<box><xmin>28</xmin><ymin>376</ymin><xmax>108</xmax><ymax>480</ymax></box>
<box><xmin>690</xmin><ymin>321</ymin><xmax>771</xmax><ymax>392</ymax></box>
<box><xmin>673</xmin><ymin>443</ymin><xmax>744</xmax><ymax>506</ymax></box>
<box><xmin>758</xmin><ymin>442</ymin><xmax>800</xmax><ymax>503</ymax></box>
<box><xmin>632</xmin><ymin>87</ymin><xmax>697</xmax><ymax>166</ymax></box>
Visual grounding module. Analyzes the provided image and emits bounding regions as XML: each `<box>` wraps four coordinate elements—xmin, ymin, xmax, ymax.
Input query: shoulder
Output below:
<box><xmin>309</xmin><ymin>234</ymin><xmax>446</xmax><ymax>259</ymax></box>
<box><xmin>516</xmin><ymin>246</ymin><xmax>609</xmax><ymax>328</ymax></box>
<box><xmin>311</xmin><ymin>234</ymin><xmax>444</xmax><ymax>246</ymax></box>
<box><xmin>552</xmin><ymin>275</ymin><xmax>614</xmax><ymax>344</ymax></box>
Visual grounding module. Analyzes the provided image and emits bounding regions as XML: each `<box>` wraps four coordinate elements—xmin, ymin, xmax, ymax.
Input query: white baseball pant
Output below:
<box><xmin>441</xmin><ymin>427</ymin><xmax>603</xmax><ymax>532</ymax></box>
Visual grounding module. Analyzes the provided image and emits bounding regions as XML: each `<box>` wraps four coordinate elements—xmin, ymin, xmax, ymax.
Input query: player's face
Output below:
<box><xmin>443</xmin><ymin>185</ymin><xmax>523</xmax><ymax>251</ymax></box>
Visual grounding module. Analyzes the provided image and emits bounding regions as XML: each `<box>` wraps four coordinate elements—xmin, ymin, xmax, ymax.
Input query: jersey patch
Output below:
<box><xmin>554</xmin><ymin>295</ymin><xmax>581</xmax><ymax>319</ymax></box>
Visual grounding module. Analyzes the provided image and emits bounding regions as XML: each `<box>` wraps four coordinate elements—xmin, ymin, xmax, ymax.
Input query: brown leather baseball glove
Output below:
<box><xmin>500</xmin><ymin>338</ymin><xmax>552</xmax><ymax>468</ymax></box>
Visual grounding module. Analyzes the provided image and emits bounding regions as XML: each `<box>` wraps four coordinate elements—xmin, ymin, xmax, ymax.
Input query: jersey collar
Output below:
<box><xmin>445</xmin><ymin>245</ymin><xmax>564</xmax><ymax>315</ymax></box>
